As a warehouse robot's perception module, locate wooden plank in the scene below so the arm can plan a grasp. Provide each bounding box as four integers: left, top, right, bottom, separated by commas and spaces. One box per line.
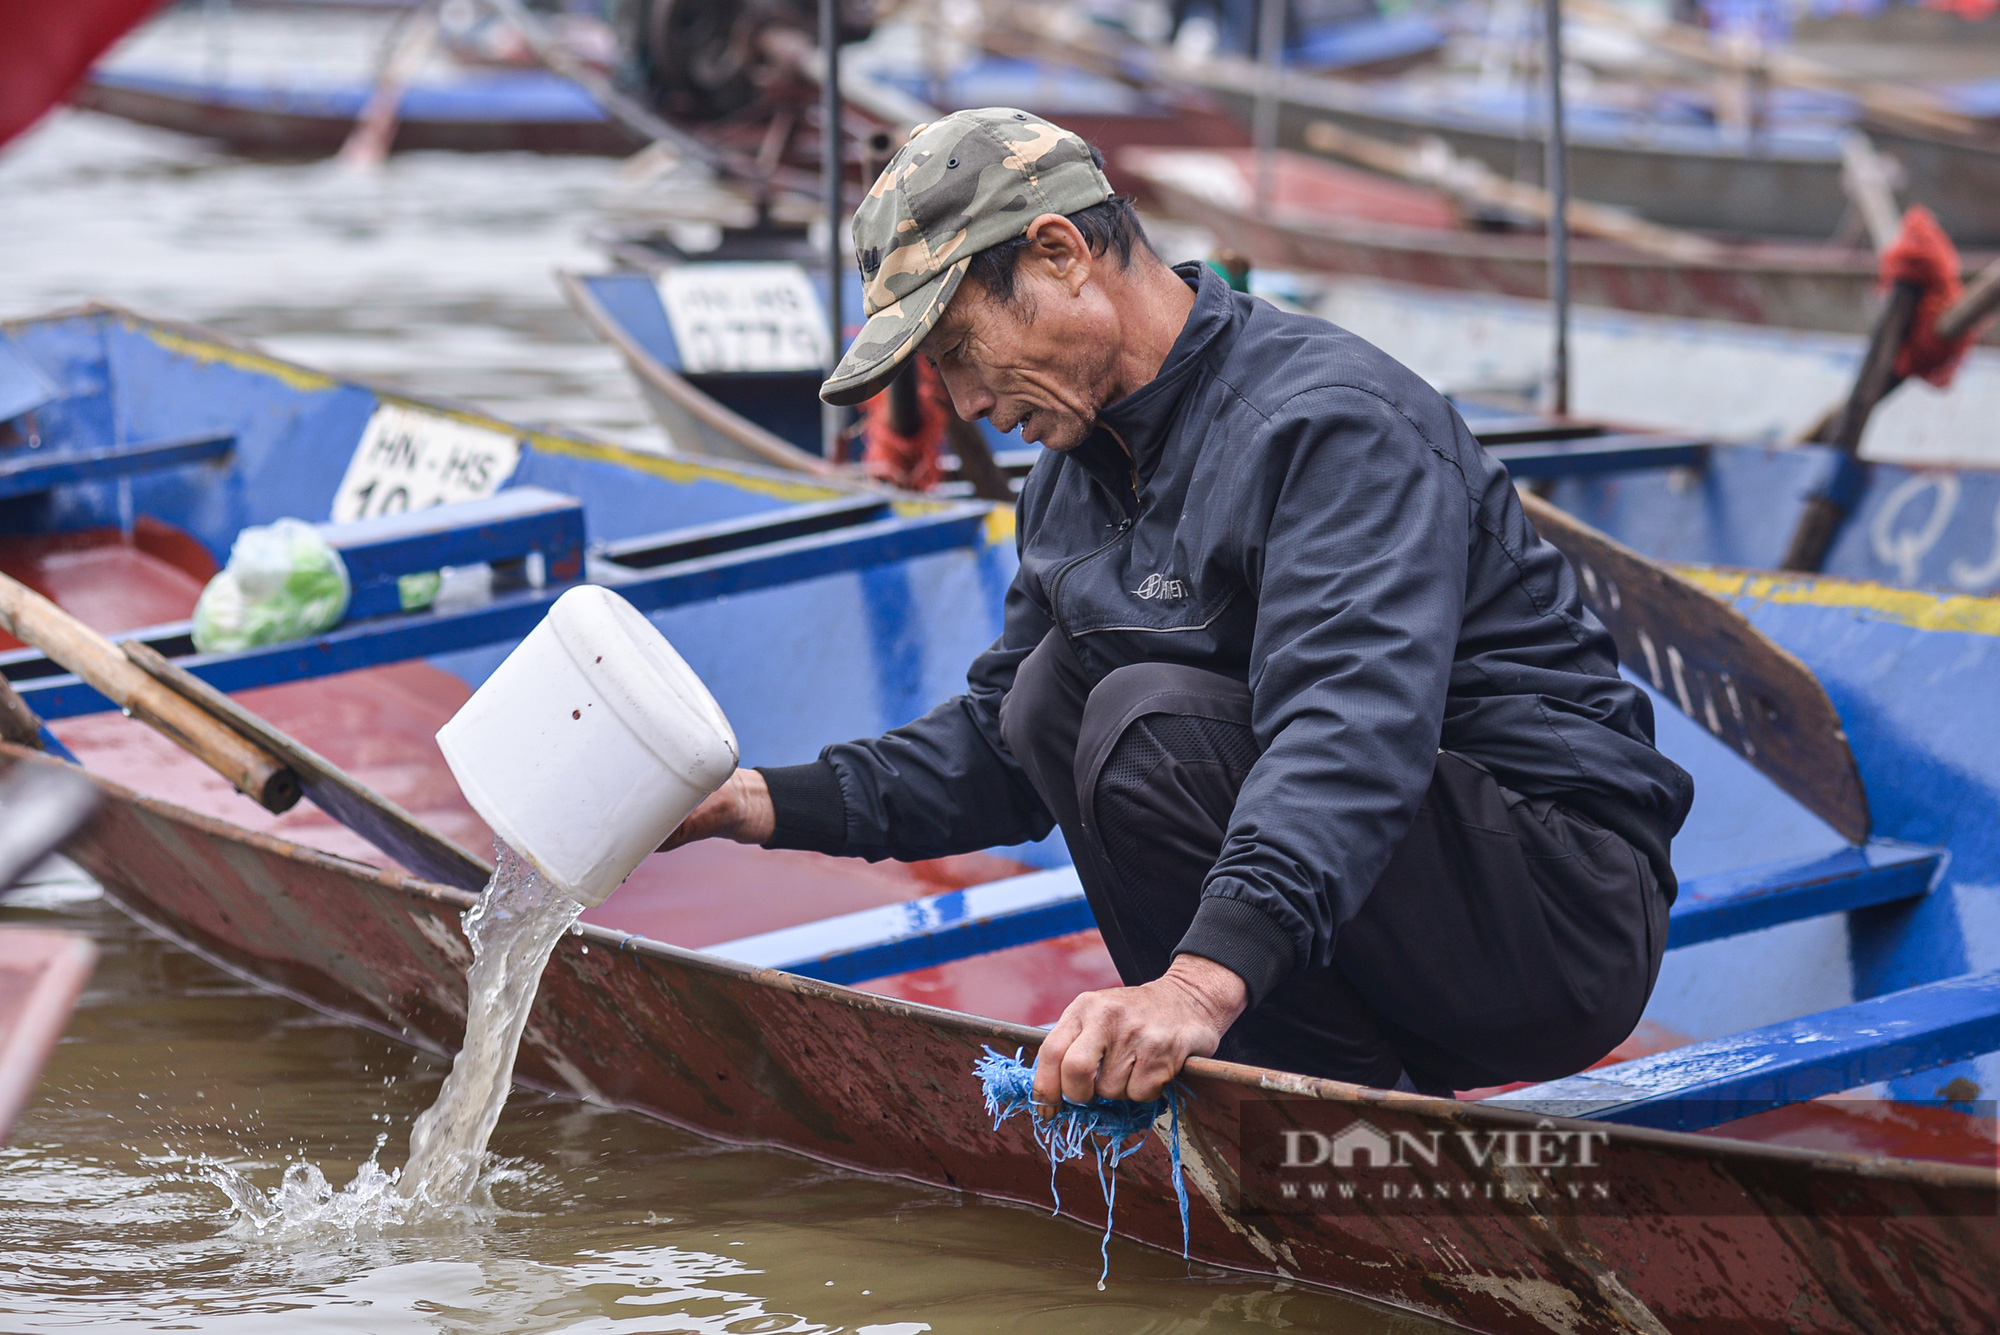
0, 432, 232, 499
321, 485, 586, 618
1668, 839, 1941, 950
1493, 968, 2000, 1131
1489, 433, 1706, 481
706, 868, 1094, 984
1521, 492, 1872, 843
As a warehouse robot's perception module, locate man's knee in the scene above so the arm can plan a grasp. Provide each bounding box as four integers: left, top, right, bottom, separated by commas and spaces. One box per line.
1074, 662, 1255, 818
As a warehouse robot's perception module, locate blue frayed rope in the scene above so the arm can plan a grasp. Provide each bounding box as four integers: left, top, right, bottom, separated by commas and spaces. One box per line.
973, 1046, 1190, 1287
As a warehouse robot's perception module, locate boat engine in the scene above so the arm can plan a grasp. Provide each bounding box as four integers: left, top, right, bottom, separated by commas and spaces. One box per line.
614, 0, 874, 121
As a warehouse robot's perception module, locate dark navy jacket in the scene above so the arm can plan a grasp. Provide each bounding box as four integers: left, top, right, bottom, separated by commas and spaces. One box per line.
763, 263, 1693, 995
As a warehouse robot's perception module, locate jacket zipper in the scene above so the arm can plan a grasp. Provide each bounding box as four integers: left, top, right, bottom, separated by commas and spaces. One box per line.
1046, 475, 1136, 643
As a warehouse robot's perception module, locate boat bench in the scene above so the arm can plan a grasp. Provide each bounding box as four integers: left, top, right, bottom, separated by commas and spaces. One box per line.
1493, 967, 2000, 1132
1458, 412, 1708, 481
0, 432, 235, 500
321, 485, 586, 618
703, 838, 1945, 987
1, 491, 989, 718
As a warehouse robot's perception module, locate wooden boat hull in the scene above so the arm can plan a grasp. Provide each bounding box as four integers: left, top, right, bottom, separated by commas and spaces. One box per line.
46, 743, 2000, 1334
72, 70, 645, 158
1126, 147, 2000, 344
1189, 63, 2000, 246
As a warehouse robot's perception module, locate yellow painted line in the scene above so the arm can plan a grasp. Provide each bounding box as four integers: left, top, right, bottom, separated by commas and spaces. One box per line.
138, 321, 338, 394
522, 433, 851, 504
1678, 566, 2000, 638
135, 315, 870, 507
983, 503, 1016, 548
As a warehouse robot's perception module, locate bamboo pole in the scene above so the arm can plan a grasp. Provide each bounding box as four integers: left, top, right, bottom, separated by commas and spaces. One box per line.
0, 573, 299, 813
1300, 119, 1724, 263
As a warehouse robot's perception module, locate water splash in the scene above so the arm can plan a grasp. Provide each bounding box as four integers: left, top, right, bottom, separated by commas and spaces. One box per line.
207, 842, 582, 1231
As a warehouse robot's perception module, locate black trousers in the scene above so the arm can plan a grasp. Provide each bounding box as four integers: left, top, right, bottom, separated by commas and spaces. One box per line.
999, 630, 1669, 1094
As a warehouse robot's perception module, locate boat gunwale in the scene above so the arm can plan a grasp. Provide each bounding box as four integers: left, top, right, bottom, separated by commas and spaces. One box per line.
29, 740, 2000, 1197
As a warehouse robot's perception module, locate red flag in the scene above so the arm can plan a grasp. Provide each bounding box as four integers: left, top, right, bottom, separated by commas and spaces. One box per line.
0, 0, 169, 149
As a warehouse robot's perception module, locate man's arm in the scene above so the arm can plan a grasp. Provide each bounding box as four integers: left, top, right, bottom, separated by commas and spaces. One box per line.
1180, 386, 1471, 1002
668, 567, 1059, 861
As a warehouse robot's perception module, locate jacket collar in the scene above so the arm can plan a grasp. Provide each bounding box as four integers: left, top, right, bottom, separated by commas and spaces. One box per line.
1090, 261, 1235, 482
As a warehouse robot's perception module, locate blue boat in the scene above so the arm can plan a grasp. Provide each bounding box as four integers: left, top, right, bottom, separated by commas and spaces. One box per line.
73, 67, 644, 157
3, 303, 1998, 1330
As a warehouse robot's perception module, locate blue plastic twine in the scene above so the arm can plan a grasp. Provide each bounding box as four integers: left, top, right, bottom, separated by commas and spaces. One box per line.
973, 1046, 1191, 1287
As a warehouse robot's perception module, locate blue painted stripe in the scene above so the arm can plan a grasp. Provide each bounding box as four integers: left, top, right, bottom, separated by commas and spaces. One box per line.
1491, 968, 2000, 1131
16, 505, 988, 718
705, 867, 1094, 985
1668, 839, 1943, 949
0, 432, 232, 499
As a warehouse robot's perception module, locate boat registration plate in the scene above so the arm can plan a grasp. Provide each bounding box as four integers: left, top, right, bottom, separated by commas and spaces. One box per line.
330, 404, 523, 523
657, 262, 829, 374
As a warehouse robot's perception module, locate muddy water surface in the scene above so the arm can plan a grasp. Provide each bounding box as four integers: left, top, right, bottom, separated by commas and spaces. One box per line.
1, 891, 1439, 1332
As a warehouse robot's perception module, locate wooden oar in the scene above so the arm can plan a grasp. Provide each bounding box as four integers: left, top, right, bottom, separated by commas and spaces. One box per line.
1300, 119, 1726, 265
123, 643, 491, 892
1783, 253, 2000, 571
1521, 492, 1870, 843
0, 569, 489, 891
0, 571, 299, 813
336, 2, 442, 171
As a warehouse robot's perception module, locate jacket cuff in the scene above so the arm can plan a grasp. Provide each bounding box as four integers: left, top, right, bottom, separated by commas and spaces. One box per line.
1174, 893, 1297, 1010
755, 761, 848, 853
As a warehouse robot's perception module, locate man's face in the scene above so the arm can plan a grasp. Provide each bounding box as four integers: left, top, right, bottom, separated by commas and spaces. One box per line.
918, 260, 1119, 453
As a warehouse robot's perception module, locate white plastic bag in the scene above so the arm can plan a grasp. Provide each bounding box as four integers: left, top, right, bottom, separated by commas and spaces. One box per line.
191, 519, 351, 653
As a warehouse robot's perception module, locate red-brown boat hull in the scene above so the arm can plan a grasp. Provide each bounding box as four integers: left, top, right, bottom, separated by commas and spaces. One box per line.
36, 743, 1998, 1335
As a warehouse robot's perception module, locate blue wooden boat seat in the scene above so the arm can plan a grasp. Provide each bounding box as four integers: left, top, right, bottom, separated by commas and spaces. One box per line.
1453, 408, 1708, 482
2, 494, 990, 719
1486, 432, 1707, 481
1491, 968, 2000, 1132
322, 485, 585, 619
703, 837, 1945, 987
0, 432, 234, 500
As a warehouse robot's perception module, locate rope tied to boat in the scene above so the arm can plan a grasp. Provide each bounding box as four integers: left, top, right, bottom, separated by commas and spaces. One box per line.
973, 1046, 1190, 1287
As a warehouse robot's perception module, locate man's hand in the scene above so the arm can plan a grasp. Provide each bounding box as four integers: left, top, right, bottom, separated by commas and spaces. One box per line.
1032, 954, 1249, 1109
658, 768, 775, 851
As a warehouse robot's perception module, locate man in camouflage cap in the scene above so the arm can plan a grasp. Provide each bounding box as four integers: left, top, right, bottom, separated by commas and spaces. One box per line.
819, 107, 1115, 410
672, 109, 1692, 1113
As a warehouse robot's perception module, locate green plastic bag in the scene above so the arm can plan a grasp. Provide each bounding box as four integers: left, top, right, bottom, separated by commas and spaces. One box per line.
191, 519, 351, 653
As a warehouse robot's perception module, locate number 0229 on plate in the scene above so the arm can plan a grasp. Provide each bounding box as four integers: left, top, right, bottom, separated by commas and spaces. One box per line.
331, 404, 523, 523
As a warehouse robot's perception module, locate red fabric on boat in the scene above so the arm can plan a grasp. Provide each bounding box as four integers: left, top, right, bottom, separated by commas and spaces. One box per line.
1882, 205, 1976, 387
0, 0, 168, 147
858, 360, 947, 493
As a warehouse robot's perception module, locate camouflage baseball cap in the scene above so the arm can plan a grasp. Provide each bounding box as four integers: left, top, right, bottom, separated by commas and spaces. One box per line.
819, 107, 1114, 407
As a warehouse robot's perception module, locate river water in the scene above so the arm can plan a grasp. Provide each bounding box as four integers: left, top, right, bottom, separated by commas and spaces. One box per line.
0, 9, 1442, 1331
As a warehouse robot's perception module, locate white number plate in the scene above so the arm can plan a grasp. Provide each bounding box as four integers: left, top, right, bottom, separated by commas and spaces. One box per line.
657, 261, 830, 374
330, 404, 522, 523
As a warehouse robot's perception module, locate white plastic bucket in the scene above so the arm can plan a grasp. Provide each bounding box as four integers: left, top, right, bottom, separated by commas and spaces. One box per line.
436, 585, 739, 907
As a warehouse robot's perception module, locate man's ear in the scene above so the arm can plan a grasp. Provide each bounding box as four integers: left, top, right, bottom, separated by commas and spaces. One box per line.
1023, 214, 1093, 297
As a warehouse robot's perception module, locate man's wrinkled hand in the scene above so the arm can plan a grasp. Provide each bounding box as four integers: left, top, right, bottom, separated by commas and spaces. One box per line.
1031, 954, 1250, 1109
658, 767, 775, 851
